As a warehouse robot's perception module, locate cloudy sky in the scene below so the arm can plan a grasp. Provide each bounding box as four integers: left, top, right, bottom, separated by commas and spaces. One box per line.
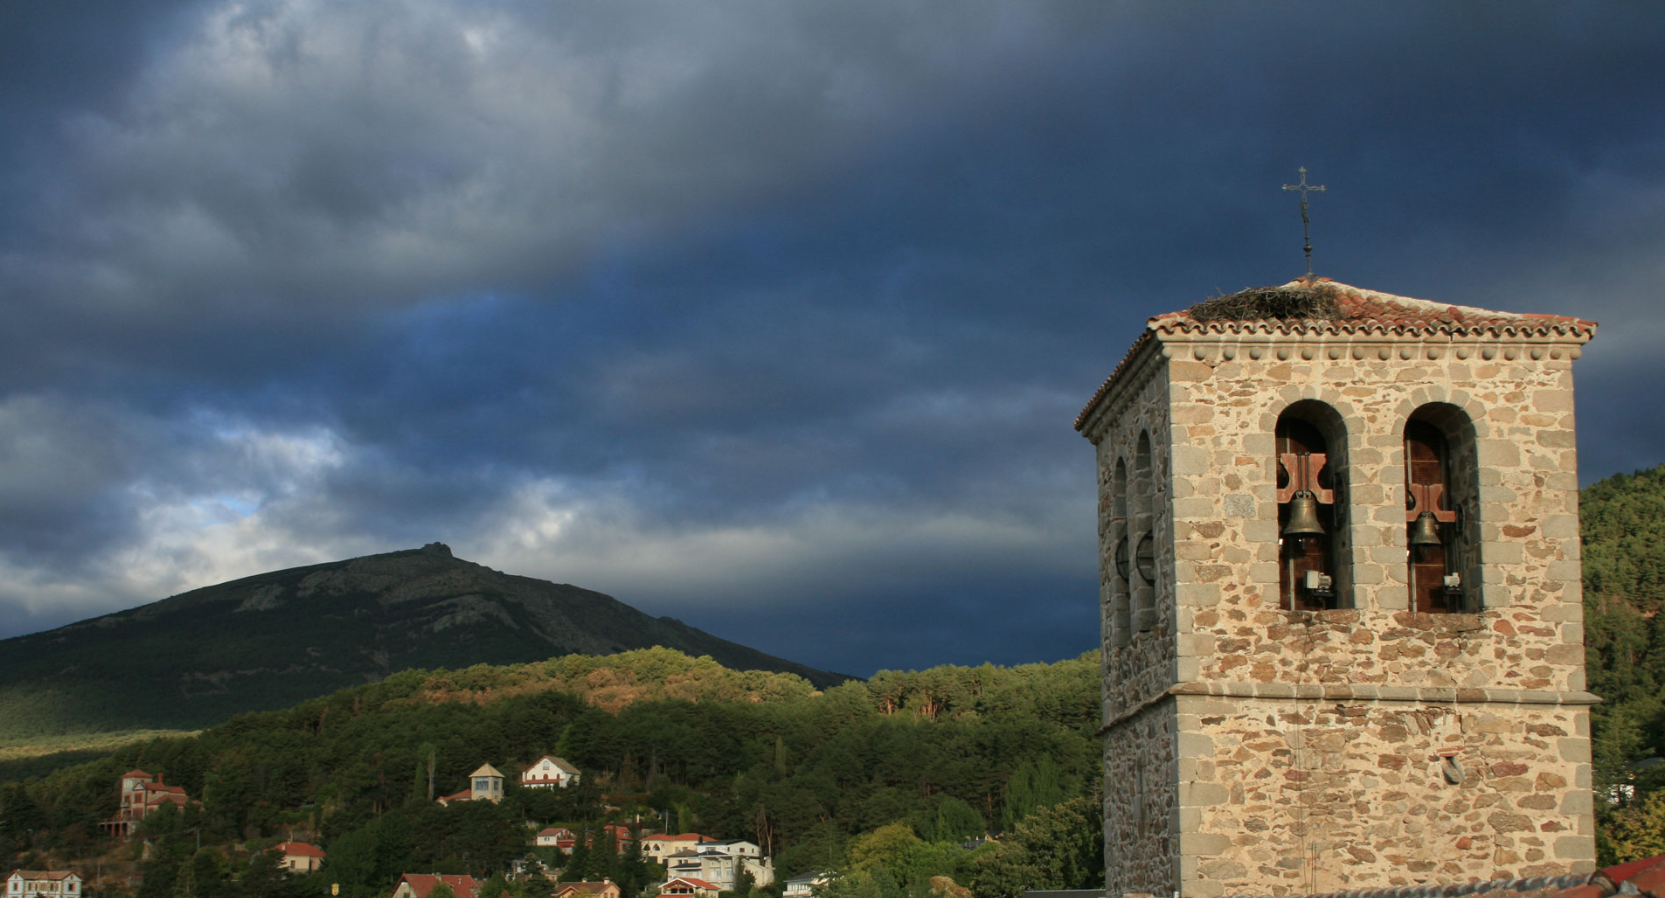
1, 2, 1661, 677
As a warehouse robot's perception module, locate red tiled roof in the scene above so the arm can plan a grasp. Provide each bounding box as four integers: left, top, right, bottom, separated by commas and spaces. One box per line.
399, 874, 480, 898
557, 882, 618, 896
277, 842, 326, 858
1628, 861, 1665, 896
120, 769, 152, 780
1222, 854, 1665, 898
664, 878, 719, 891
1154, 278, 1594, 338
8, 871, 81, 882
1074, 278, 1598, 432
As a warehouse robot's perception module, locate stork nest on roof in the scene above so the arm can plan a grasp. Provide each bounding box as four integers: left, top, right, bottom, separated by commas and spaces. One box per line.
1186, 283, 1343, 322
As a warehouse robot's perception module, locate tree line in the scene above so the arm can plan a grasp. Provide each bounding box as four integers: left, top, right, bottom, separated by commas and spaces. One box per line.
0, 648, 1103, 898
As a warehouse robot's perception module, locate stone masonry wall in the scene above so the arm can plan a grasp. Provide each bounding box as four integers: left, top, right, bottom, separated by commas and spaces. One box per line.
1161, 334, 1596, 896
1106, 698, 1180, 898
1084, 326, 1596, 898
1162, 339, 1587, 693
1094, 346, 1178, 720
1176, 693, 1593, 897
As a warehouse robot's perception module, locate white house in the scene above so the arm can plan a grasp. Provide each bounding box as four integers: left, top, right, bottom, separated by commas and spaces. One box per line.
274, 842, 326, 874
520, 756, 580, 789
5, 872, 83, 898
640, 834, 716, 863
782, 871, 831, 898
665, 851, 774, 890
535, 827, 576, 851
699, 840, 761, 860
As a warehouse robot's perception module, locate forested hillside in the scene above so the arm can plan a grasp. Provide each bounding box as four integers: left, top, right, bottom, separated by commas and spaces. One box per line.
0, 648, 1102, 898
1583, 465, 1665, 861
0, 544, 847, 747
6, 466, 1665, 894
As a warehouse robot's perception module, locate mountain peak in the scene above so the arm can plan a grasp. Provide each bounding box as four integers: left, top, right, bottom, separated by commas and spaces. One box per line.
0, 548, 849, 744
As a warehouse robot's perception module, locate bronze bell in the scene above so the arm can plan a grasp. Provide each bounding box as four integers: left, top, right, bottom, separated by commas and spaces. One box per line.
1283, 490, 1325, 537
1408, 511, 1443, 547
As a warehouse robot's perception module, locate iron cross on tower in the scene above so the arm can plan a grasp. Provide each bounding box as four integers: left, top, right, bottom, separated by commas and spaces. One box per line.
1283, 166, 1326, 279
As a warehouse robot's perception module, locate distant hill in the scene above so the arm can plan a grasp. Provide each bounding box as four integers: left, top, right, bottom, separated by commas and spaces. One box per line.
0, 543, 850, 744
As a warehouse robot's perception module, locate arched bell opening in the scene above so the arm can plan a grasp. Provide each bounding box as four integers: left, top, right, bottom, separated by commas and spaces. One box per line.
1110, 456, 1131, 645
1404, 404, 1481, 613
1124, 432, 1157, 631
1275, 401, 1350, 611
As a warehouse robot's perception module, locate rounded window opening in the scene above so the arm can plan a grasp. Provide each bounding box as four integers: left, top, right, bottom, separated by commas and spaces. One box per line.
1275, 402, 1349, 611
1131, 431, 1157, 631
1404, 405, 1480, 613
1110, 456, 1131, 644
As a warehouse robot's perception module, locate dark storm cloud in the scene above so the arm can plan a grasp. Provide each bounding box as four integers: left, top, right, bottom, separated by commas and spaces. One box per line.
1, 1, 1662, 674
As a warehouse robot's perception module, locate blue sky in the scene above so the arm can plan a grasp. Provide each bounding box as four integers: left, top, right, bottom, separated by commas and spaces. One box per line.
1, 2, 1661, 677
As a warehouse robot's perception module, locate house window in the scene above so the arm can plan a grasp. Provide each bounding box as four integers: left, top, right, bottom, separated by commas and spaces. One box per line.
1275, 402, 1348, 611
1404, 406, 1480, 613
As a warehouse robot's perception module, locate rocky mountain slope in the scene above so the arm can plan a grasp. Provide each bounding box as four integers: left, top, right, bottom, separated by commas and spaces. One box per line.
0, 543, 848, 742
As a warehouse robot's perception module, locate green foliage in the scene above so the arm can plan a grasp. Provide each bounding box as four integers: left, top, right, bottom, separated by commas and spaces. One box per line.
910, 798, 984, 844
1583, 466, 1665, 615
1607, 788, 1665, 863
1583, 465, 1665, 839
969, 796, 1102, 898
2, 645, 1101, 896
998, 758, 1065, 833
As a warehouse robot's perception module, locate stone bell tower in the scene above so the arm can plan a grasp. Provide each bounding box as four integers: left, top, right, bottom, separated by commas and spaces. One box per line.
1075, 279, 1598, 898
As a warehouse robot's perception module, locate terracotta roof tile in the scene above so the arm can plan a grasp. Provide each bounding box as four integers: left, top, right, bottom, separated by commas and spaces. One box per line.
1155, 278, 1595, 338
1629, 861, 1665, 895
558, 882, 618, 896
276, 842, 326, 858
1074, 278, 1597, 432
1221, 855, 1665, 898
399, 873, 480, 898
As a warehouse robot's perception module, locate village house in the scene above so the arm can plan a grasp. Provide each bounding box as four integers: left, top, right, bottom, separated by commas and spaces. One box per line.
640, 834, 718, 864
781, 871, 830, 898
584, 824, 636, 855
4, 871, 82, 898
520, 755, 581, 789
436, 764, 505, 806
697, 840, 761, 860
535, 827, 577, 852
664, 845, 774, 890
101, 769, 190, 837
554, 881, 620, 898
392, 874, 480, 898
657, 877, 720, 898
273, 841, 326, 874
